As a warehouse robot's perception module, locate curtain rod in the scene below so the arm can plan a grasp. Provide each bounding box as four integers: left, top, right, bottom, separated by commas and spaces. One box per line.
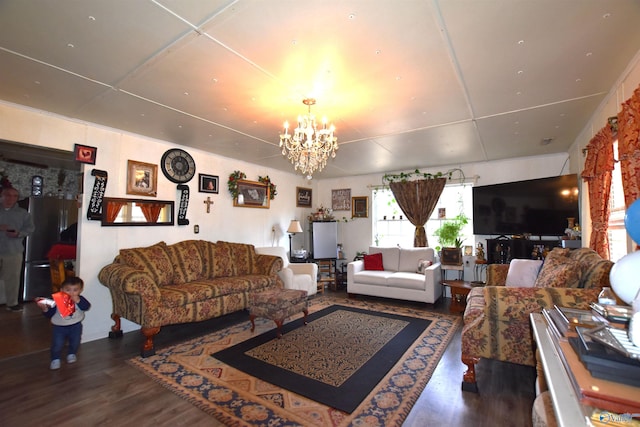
367, 174, 479, 190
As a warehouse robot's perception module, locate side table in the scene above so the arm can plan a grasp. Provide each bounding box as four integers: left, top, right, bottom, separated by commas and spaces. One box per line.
474, 259, 487, 282
442, 280, 481, 314
441, 263, 464, 282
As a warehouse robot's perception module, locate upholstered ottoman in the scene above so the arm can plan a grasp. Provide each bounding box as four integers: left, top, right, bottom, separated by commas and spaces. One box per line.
249, 289, 308, 338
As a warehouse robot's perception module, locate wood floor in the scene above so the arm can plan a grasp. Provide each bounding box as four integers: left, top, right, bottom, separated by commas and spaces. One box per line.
0, 291, 536, 427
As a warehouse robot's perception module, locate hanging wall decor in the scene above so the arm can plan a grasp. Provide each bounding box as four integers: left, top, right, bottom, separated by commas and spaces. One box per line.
87, 169, 107, 220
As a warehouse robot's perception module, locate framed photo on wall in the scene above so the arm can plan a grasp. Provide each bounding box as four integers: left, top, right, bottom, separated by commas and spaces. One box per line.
296, 187, 312, 207
332, 188, 351, 211
199, 174, 219, 193
352, 196, 368, 218
74, 144, 97, 165
126, 160, 158, 197
234, 179, 269, 208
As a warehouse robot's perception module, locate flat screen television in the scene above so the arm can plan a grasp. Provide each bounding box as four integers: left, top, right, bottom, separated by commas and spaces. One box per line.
472, 174, 579, 237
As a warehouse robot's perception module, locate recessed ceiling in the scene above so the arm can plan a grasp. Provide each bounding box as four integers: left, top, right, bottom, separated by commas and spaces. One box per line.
0, 0, 639, 179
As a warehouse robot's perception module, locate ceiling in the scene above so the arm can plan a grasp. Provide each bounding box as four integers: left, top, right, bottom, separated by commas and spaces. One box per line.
1, 0, 639, 179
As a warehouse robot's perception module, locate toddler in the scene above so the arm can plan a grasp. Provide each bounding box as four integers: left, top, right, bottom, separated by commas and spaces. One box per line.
37, 276, 91, 370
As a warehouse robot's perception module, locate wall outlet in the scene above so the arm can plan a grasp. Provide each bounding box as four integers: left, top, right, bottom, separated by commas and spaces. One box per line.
194, 225, 199, 234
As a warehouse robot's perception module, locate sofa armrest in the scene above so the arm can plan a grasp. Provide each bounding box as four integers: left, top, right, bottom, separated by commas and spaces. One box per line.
423, 261, 441, 284
98, 263, 162, 304
347, 260, 364, 285
486, 264, 509, 286
481, 286, 600, 323
288, 262, 318, 279
254, 254, 283, 276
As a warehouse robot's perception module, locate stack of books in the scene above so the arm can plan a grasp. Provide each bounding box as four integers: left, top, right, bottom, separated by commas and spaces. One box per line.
541, 306, 640, 418
570, 326, 640, 387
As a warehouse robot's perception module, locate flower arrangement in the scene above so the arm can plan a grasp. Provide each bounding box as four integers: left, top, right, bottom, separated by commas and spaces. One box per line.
308, 206, 334, 222
258, 175, 277, 200
227, 170, 246, 199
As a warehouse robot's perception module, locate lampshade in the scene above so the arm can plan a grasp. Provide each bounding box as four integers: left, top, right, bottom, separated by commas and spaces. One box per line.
287, 220, 303, 234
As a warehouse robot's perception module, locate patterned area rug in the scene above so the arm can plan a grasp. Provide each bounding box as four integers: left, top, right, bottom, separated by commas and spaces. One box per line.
128, 297, 461, 426
213, 305, 432, 413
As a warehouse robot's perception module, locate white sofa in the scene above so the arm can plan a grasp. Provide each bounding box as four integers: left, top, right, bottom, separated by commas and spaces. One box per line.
255, 247, 318, 296
347, 246, 442, 303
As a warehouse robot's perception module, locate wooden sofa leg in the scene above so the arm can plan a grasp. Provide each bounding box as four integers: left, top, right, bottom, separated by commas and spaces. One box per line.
462, 355, 480, 393
108, 313, 123, 339
141, 327, 161, 358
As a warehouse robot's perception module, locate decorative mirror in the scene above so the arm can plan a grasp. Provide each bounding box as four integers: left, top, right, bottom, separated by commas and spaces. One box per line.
101, 197, 174, 226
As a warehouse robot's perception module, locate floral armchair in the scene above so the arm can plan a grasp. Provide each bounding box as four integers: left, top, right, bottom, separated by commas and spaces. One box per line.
461, 247, 613, 392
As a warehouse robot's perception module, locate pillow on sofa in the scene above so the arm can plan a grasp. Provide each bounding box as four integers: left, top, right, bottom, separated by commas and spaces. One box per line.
534, 254, 582, 288
119, 241, 174, 286
417, 259, 433, 274
166, 240, 204, 284
505, 259, 543, 287
364, 253, 384, 271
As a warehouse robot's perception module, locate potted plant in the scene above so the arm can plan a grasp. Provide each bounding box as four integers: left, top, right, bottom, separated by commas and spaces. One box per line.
433, 214, 468, 265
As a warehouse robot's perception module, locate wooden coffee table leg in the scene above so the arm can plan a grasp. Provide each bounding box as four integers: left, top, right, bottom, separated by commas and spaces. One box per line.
274, 319, 284, 338
249, 314, 256, 332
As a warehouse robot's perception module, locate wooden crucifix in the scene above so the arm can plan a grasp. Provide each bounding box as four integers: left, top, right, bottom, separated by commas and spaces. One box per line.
204, 197, 214, 213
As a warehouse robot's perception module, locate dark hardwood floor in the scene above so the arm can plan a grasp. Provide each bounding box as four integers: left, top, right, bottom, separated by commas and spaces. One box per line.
0, 291, 536, 427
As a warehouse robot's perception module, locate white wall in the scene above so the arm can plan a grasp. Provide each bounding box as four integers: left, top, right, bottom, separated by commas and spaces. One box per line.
314, 154, 570, 261
0, 102, 313, 341
567, 49, 640, 246
2, 46, 638, 344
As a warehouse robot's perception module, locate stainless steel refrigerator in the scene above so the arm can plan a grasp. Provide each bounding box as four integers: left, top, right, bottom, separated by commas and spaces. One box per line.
18, 197, 78, 301
312, 221, 338, 259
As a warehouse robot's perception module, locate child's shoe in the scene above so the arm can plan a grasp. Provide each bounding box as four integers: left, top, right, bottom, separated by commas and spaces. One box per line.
66, 354, 77, 364
50, 359, 61, 370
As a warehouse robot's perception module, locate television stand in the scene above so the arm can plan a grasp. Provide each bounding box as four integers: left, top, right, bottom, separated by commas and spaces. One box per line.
486, 237, 561, 264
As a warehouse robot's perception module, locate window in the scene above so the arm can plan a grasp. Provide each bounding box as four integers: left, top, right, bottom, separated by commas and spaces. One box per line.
607, 140, 628, 262
372, 184, 473, 248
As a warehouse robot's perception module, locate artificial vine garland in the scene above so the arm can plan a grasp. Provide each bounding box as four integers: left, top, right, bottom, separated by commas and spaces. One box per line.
382, 168, 465, 185
227, 170, 278, 200
258, 175, 277, 200
227, 170, 246, 199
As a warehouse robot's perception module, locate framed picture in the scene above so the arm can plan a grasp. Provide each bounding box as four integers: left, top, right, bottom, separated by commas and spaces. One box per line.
126, 160, 158, 197
198, 173, 219, 194
74, 144, 97, 165
234, 179, 269, 208
296, 187, 312, 207
352, 196, 368, 218
332, 188, 351, 211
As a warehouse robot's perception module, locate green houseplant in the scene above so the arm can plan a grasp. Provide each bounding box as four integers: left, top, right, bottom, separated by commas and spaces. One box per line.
433, 214, 468, 265
433, 214, 468, 250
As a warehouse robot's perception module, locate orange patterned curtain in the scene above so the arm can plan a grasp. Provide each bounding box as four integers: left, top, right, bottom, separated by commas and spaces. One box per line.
581, 125, 614, 259
617, 85, 640, 206
137, 203, 163, 223
389, 178, 446, 247
105, 201, 126, 223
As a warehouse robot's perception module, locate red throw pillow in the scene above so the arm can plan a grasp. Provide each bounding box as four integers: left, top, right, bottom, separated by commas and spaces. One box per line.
363, 253, 384, 271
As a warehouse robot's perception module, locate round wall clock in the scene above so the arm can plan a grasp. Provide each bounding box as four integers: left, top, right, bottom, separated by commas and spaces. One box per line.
160, 148, 196, 183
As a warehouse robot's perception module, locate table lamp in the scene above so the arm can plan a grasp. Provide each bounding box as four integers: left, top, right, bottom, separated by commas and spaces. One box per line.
287, 220, 303, 262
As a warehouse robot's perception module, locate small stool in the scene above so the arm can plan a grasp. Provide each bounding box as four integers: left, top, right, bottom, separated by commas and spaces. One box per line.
249, 289, 309, 338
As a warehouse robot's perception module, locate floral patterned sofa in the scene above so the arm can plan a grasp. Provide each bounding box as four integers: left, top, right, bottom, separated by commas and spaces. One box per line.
98, 240, 283, 356
461, 247, 614, 392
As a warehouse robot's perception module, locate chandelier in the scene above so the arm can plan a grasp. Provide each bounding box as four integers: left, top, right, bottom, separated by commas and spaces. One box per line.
279, 98, 338, 179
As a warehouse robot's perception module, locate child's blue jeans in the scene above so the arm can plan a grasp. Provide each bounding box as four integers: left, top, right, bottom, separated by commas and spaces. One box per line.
51, 322, 82, 360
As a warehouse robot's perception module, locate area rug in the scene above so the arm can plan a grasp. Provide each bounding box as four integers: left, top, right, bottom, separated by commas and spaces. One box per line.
128, 297, 461, 426
213, 304, 432, 413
